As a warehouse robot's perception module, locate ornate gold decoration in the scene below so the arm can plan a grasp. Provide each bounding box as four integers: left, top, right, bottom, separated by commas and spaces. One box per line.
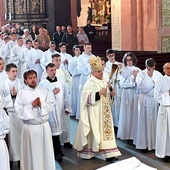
162, 37, 170, 52
162, 0, 170, 26
101, 95, 113, 141
5, 0, 47, 21
112, 0, 121, 50
89, 0, 111, 24
30, 0, 39, 14
89, 56, 103, 71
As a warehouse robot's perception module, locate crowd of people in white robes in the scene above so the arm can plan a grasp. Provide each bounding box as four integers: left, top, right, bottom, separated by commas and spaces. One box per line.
0, 25, 170, 170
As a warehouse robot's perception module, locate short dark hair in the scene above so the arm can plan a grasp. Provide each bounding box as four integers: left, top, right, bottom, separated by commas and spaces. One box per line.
52, 53, 61, 59
73, 45, 81, 51
6, 63, 17, 72
46, 63, 56, 70
17, 36, 23, 41
145, 58, 156, 68
26, 39, 32, 44
23, 70, 37, 80
33, 40, 38, 43
10, 32, 16, 36
59, 42, 66, 48
49, 41, 56, 45
122, 52, 138, 66
106, 49, 115, 56
3, 36, 10, 41
100, 57, 107, 63
84, 42, 91, 47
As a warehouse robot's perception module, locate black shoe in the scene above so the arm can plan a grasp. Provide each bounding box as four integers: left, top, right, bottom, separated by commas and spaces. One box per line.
60, 151, 65, 157
70, 114, 76, 117
126, 140, 133, 145
141, 148, 148, 153
106, 157, 119, 162
10, 161, 13, 169
18, 161, 20, 168
114, 126, 118, 135
162, 156, 170, 163
55, 154, 63, 163
64, 142, 73, 148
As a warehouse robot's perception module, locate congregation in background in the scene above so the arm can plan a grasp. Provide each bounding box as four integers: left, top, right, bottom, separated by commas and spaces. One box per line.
0, 21, 170, 170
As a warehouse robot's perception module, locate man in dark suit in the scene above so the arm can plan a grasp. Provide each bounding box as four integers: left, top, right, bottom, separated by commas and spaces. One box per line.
52, 26, 64, 47
61, 25, 78, 50
84, 20, 96, 41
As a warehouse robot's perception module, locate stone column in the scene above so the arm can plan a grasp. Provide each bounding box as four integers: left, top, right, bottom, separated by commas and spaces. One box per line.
111, 0, 158, 51
158, 0, 170, 52
71, 0, 78, 32
111, 0, 121, 50
0, 0, 7, 26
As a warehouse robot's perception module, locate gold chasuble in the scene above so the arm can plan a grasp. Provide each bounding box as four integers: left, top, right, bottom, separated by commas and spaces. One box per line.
73, 75, 121, 159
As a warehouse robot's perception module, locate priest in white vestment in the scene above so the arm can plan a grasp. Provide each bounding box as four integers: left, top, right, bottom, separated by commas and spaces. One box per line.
9, 37, 24, 78
4, 33, 17, 65
27, 40, 43, 82
15, 70, 55, 170
0, 36, 10, 60
19, 40, 32, 79
0, 64, 25, 168
68, 45, 81, 117
76, 42, 95, 119
59, 42, 72, 72
40, 41, 60, 70
0, 57, 8, 82
117, 52, 141, 144
135, 58, 162, 151
154, 62, 170, 162
40, 54, 73, 148
0, 90, 10, 170
74, 56, 121, 162
39, 63, 72, 162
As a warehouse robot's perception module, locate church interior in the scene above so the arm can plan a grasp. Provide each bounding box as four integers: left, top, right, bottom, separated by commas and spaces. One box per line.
0, 0, 170, 74
0, 0, 170, 170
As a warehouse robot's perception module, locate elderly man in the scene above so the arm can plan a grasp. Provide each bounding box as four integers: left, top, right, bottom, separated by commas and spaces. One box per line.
74, 56, 121, 162
154, 62, 170, 162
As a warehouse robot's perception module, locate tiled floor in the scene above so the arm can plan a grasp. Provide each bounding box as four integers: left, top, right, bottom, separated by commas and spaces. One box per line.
12, 117, 170, 170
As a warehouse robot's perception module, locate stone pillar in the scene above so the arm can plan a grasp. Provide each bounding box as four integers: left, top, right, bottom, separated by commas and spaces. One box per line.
158, 0, 170, 53
111, 0, 121, 50
111, 0, 158, 51
0, 0, 7, 26
71, 0, 78, 32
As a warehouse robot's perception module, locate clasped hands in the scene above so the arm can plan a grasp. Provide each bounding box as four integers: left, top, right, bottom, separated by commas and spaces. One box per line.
32, 97, 41, 108
52, 87, 60, 95
10, 86, 17, 96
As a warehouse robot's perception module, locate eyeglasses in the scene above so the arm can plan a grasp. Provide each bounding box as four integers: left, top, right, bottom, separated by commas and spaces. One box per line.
126, 59, 132, 62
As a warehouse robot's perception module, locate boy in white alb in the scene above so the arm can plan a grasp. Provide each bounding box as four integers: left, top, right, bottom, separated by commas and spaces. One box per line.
39, 63, 72, 162
0, 90, 10, 170
68, 45, 81, 117
0, 63, 25, 169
